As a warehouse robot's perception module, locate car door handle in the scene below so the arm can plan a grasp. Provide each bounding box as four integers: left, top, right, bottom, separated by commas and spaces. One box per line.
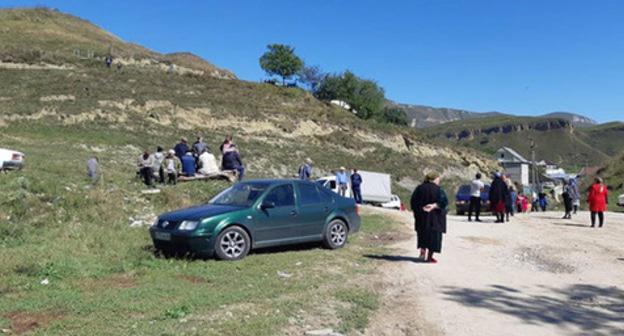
290, 210, 298, 216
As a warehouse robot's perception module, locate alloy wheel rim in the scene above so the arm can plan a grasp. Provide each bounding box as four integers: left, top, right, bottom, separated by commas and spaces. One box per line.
330, 223, 346, 245
220, 231, 246, 258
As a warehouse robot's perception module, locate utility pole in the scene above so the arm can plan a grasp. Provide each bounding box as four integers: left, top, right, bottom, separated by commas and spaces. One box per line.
530, 138, 540, 193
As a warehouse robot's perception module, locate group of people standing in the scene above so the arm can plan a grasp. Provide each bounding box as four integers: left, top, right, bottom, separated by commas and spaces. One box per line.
297, 162, 364, 204
136, 134, 245, 187
410, 171, 612, 265
465, 171, 610, 228
467, 172, 520, 223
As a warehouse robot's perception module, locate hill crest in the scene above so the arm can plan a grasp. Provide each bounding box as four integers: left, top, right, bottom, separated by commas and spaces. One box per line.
0, 7, 236, 79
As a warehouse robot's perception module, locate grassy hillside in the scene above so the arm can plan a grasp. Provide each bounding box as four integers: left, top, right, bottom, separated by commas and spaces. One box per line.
424, 115, 624, 170
0, 7, 499, 334
0, 7, 235, 79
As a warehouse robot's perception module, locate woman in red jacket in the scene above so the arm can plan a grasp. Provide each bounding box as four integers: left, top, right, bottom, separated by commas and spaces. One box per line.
587, 177, 609, 228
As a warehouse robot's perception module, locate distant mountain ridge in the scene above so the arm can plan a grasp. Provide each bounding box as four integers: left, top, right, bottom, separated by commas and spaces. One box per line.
392, 102, 598, 128
423, 115, 624, 169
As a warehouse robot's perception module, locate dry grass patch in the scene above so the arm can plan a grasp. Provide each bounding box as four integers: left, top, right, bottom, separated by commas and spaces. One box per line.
4, 311, 64, 335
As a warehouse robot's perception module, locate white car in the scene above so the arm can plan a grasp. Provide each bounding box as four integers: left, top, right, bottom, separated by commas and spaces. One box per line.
618, 194, 624, 207
0, 148, 25, 171
381, 194, 402, 210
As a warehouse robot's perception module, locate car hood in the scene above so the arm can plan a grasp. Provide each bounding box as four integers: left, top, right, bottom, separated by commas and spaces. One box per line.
159, 204, 244, 222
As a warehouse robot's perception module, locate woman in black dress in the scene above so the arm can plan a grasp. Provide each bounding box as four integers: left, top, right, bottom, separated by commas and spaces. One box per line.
410, 171, 449, 263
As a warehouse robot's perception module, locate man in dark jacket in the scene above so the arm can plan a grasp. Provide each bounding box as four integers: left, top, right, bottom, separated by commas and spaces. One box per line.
410, 171, 448, 263
222, 145, 245, 180
350, 169, 363, 204
174, 137, 189, 160
489, 172, 509, 223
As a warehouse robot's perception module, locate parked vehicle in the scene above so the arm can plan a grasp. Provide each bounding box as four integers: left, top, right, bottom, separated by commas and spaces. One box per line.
618, 194, 624, 207
317, 170, 392, 204
381, 194, 402, 210
0, 148, 25, 171
150, 179, 361, 260
455, 184, 491, 215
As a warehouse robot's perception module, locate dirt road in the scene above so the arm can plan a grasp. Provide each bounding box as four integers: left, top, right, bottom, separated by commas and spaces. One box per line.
364, 209, 624, 336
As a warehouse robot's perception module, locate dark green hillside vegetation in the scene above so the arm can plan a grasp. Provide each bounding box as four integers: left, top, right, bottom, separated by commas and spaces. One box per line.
0, 7, 498, 335
424, 115, 624, 170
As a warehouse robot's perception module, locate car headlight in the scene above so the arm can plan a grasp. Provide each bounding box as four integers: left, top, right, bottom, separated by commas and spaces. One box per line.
178, 220, 199, 231
152, 218, 159, 227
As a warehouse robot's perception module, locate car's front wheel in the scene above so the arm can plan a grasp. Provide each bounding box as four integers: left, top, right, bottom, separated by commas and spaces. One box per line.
323, 219, 348, 249
214, 226, 251, 260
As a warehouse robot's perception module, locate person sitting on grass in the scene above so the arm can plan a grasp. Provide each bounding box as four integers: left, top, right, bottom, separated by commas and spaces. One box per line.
222, 145, 244, 180
180, 151, 196, 177
198, 149, 219, 175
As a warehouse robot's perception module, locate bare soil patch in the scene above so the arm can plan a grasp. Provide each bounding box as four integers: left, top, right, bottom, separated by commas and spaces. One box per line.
177, 275, 209, 284
5, 311, 64, 335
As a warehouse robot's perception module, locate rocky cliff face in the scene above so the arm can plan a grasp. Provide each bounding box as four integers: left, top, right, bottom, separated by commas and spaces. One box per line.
442, 119, 572, 140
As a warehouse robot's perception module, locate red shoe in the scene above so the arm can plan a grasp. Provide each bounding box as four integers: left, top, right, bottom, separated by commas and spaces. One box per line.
427, 257, 438, 263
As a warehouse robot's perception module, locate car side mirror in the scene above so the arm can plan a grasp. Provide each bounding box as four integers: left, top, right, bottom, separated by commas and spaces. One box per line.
260, 201, 276, 210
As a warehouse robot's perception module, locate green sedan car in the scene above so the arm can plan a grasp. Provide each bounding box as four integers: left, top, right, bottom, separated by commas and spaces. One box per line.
150, 179, 361, 260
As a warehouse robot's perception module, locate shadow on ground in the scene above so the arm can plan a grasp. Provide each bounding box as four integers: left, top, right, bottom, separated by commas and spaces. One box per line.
551, 222, 591, 228
441, 284, 624, 336
145, 242, 323, 261
363, 254, 428, 263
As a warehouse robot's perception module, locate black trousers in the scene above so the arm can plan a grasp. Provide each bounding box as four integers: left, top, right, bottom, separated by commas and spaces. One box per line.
468, 196, 481, 220
167, 172, 177, 185
591, 211, 604, 227
352, 187, 362, 204
158, 166, 165, 184
139, 167, 153, 186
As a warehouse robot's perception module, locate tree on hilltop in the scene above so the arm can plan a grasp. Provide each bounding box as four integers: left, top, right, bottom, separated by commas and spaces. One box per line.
315, 71, 386, 120
297, 65, 325, 92
259, 44, 304, 85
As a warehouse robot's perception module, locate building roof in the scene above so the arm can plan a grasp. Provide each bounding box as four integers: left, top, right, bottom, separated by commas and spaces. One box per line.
497, 146, 530, 163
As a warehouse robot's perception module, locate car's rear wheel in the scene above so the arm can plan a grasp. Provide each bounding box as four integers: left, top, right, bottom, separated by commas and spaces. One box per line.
214, 226, 251, 260
323, 219, 348, 249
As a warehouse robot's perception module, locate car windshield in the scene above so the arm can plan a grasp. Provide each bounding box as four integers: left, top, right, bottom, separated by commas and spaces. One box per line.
209, 182, 270, 207
458, 185, 471, 194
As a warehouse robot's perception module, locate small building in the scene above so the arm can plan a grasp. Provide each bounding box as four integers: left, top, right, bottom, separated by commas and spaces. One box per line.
494, 147, 530, 186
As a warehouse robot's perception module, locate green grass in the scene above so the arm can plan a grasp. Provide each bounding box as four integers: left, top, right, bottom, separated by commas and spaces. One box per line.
0, 121, 406, 334
0, 162, 399, 336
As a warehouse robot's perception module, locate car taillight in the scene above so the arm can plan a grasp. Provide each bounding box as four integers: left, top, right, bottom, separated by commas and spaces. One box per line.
11, 153, 21, 161
355, 205, 360, 216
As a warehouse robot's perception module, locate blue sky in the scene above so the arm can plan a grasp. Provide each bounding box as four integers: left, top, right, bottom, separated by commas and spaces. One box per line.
3, 0, 623, 122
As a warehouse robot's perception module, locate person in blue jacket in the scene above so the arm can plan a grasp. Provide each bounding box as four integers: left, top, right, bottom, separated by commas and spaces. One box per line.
298, 158, 313, 180
335, 167, 349, 197
180, 152, 196, 177
351, 168, 363, 204
174, 137, 189, 160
